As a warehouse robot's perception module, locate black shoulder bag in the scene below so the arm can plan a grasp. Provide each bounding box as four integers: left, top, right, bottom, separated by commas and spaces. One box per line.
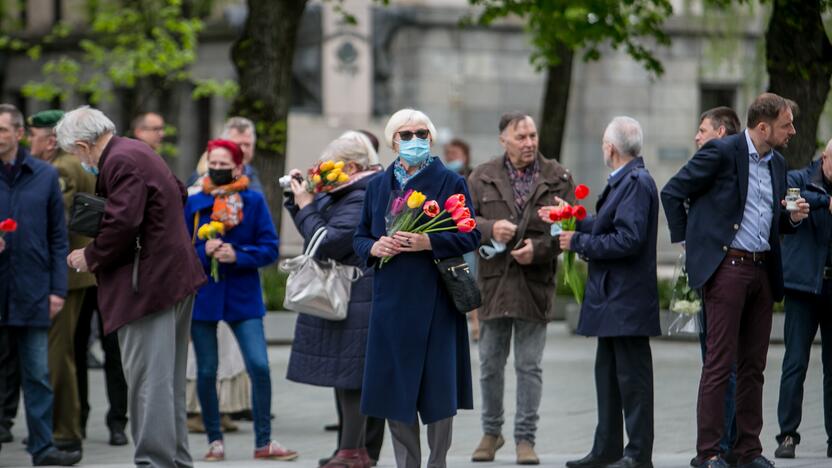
435, 257, 481, 314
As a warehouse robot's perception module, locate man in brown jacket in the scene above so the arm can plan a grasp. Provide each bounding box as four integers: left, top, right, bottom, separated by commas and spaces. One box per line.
59, 106, 206, 468
468, 112, 575, 465
28, 109, 97, 452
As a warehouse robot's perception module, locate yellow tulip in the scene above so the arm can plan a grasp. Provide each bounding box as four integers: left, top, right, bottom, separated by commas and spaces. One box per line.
326, 172, 338, 182
407, 191, 427, 209
210, 221, 225, 235
337, 173, 350, 183
197, 225, 210, 240
334, 161, 345, 169
320, 160, 335, 171
312, 174, 322, 184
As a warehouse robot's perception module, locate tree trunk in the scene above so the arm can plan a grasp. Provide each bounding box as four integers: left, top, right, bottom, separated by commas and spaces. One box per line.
538, 43, 574, 162
765, 0, 832, 170
230, 0, 308, 232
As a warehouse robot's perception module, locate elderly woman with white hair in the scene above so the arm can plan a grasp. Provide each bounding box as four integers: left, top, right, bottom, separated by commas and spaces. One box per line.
353, 109, 481, 467
284, 130, 383, 468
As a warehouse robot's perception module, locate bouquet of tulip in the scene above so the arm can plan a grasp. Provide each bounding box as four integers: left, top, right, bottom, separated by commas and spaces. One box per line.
548, 184, 590, 304
0, 218, 18, 238
381, 190, 477, 266
666, 252, 702, 336
197, 221, 225, 282
307, 160, 350, 193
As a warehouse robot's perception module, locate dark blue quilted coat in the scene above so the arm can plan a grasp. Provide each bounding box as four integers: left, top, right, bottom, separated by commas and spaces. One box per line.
284, 172, 379, 389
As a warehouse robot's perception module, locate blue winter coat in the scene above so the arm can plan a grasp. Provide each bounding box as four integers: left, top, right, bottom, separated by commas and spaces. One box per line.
781, 160, 832, 295
285, 173, 379, 389
185, 188, 279, 322
0, 148, 68, 327
571, 157, 661, 337
354, 158, 481, 425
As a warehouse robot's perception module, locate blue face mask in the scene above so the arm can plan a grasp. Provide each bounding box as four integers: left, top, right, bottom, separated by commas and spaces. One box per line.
444, 159, 465, 173
81, 162, 99, 176
398, 137, 431, 166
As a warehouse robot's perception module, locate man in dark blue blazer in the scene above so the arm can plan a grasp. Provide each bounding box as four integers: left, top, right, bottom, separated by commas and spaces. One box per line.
661, 93, 810, 468
554, 116, 660, 468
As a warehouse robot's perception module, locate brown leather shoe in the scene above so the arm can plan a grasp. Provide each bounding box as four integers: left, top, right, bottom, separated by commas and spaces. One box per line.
516, 440, 540, 465
472, 434, 505, 462
187, 415, 205, 433
220, 414, 238, 432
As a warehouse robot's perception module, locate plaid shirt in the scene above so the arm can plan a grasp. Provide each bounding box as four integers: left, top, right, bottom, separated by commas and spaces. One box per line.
504, 155, 539, 213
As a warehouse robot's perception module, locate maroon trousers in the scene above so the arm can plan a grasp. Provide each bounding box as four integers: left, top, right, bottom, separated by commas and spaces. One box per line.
697, 256, 773, 463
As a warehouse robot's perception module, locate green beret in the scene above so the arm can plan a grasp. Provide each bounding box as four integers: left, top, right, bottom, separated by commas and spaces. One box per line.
27, 110, 65, 128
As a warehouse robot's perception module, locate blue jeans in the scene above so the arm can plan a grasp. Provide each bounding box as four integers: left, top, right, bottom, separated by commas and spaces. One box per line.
777, 286, 832, 446
191, 318, 272, 448
699, 308, 738, 453
4, 326, 55, 457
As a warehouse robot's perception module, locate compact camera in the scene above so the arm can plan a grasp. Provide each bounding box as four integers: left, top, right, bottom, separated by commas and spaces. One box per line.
278, 173, 304, 189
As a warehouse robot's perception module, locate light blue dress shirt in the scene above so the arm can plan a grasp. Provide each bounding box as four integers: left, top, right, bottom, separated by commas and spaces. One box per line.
731, 130, 774, 252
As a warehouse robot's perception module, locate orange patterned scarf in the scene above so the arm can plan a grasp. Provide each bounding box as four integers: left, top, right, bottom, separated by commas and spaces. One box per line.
202, 175, 250, 230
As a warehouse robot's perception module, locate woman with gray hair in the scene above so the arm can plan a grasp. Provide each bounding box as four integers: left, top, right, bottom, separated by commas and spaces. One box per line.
354, 109, 480, 467
283, 130, 382, 468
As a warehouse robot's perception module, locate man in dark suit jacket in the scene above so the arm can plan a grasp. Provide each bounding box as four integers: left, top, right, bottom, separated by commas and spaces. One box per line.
552, 116, 660, 468
662, 93, 810, 468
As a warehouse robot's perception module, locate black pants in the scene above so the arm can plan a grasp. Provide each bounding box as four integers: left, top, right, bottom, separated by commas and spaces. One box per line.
0, 326, 20, 431
74, 287, 128, 433
777, 285, 832, 446
590, 336, 654, 462
335, 389, 385, 460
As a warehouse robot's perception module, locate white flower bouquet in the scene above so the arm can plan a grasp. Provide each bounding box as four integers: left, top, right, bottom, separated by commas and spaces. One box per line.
666, 252, 702, 336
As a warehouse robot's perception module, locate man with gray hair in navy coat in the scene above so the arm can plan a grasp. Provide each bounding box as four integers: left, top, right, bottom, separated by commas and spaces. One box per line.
542, 116, 660, 468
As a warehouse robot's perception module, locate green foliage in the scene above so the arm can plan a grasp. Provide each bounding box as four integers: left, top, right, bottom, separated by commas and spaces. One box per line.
467, 0, 674, 75
192, 79, 239, 100
261, 265, 289, 311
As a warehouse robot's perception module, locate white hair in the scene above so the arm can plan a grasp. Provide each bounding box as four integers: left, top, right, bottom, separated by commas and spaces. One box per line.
221, 116, 256, 142
55, 106, 116, 153
320, 131, 379, 169
603, 116, 643, 158
383, 108, 438, 149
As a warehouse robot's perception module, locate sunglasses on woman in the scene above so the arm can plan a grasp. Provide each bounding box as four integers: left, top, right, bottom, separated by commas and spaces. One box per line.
397, 129, 430, 141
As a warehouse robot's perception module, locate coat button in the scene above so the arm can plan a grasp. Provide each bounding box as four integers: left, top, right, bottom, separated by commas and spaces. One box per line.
722, 245, 728, 252
733, 224, 739, 230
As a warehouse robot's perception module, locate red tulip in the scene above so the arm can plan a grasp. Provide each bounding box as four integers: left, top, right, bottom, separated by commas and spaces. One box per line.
548, 208, 562, 222
444, 194, 466, 212
451, 207, 471, 221
423, 200, 440, 218
0, 218, 17, 232
574, 205, 587, 221
457, 217, 477, 233
575, 184, 590, 200
561, 205, 574, 219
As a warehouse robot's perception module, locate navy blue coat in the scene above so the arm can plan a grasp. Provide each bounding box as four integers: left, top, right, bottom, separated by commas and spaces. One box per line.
185, 188, 279, 322
284, 173, 379, 390
354, 159, 480, 425
571, 157, 660, 337
661, 131, 796, 301
781, 160, 832, 295
0, 147, 68, 327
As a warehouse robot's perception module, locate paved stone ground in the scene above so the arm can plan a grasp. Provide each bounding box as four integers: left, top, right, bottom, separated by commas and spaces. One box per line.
1, 323, 829, 467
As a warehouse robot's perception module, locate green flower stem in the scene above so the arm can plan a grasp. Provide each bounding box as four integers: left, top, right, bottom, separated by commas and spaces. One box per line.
421, 225, 459, 233
413, 211, 454, 233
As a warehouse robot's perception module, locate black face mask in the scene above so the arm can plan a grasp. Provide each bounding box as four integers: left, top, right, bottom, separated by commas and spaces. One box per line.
208, 168, 234, 186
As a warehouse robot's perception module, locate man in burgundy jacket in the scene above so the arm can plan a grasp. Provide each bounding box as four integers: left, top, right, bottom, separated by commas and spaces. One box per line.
58, 106, 206, 468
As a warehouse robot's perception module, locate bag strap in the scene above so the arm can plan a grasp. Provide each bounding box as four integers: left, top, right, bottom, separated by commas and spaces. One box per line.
305, 227, 328, 257
191, 212, 199, 245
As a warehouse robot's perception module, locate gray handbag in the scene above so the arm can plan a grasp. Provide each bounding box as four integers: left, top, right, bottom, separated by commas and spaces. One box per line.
279, 227, 362, 321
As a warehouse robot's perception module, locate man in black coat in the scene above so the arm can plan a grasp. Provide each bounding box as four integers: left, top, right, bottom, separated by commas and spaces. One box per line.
662, 93, 810, 468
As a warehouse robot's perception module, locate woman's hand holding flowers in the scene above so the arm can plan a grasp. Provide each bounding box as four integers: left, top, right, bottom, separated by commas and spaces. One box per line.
393, 231, 431, 252
205, 238, 223, 256
214, 243, 237, 264
371, 236, 401, 258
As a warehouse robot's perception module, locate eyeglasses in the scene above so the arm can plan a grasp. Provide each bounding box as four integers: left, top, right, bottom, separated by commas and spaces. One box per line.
397, 129, 430, 141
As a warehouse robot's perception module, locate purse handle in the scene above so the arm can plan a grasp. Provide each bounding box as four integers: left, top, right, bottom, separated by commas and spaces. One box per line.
305, 227, 328, 257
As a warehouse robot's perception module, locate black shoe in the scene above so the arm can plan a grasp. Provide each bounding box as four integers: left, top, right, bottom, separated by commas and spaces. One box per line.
827, 444, 831, 458
324, 423, 340, 432
0, 424, 11, 443
319, 456, 332, 466
605, 456, 653, 468
691, 457, 729, 468
723, 452, 738, 467
33, 447, 82, 466
737, 456, 775, 468
109, 428, 128, 446
565, 453, 617, 468
774, 435, 795, 459
54, 439, 82, 452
